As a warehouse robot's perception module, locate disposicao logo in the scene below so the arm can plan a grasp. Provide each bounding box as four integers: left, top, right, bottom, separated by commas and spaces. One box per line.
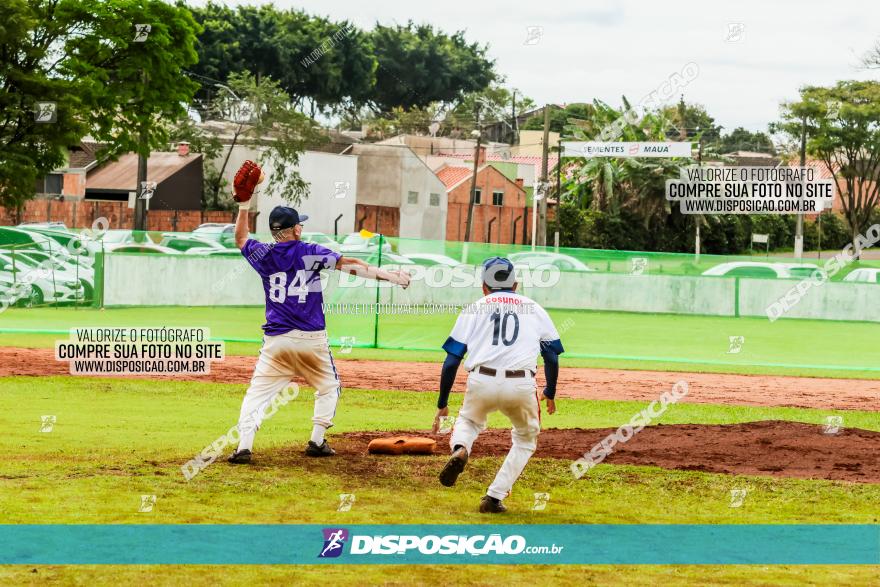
349, 534, 528, 556
319, 528, 349, 558
317, 530, 564, 558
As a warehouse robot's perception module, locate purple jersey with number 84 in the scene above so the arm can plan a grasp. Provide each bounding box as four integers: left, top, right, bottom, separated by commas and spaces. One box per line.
241, 239, 340, 335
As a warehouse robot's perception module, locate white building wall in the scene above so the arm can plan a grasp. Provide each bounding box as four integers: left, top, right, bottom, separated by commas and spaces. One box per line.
350, 144, 401, 208
214, 146, 357, 236
352, 144, 448, 240
399, 152, 448, 240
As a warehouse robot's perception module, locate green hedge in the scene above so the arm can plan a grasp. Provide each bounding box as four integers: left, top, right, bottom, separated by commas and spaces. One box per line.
558, 202, 856, 254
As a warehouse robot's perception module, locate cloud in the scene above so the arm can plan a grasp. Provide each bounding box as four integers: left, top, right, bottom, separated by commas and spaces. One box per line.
228, 0, 880, 131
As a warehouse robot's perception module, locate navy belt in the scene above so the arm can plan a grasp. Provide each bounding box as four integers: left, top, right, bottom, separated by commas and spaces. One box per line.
477, 366, 535, 378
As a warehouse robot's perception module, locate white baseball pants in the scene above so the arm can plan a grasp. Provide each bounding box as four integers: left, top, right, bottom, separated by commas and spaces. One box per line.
449, 370, 541, 501
236, 329, 341, 452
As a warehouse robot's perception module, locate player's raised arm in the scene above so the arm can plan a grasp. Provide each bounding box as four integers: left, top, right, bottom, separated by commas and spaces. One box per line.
234, 207, 250, 250
232, 160, 264, 250
336, 256, 411, 288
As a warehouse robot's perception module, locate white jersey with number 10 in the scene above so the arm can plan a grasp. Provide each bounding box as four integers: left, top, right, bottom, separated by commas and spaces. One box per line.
446, 291, 560, 373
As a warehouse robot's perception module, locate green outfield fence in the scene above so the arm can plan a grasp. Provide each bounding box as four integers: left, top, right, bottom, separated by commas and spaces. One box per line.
2, 227, 879, 375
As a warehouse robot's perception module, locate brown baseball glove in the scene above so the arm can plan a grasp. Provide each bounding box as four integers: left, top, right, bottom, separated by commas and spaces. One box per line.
233, 160, 263, 203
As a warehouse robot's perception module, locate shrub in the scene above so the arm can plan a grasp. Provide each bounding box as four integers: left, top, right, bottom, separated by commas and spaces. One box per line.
554, 204, 856, 255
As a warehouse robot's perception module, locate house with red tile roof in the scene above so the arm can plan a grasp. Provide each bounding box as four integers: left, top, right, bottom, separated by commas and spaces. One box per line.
428, 147, 558, 205
784, 157, 851, 216
436, 158, 529, 244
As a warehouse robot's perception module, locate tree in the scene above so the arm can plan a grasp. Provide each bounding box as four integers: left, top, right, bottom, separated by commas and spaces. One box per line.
189, 9, 495, 115
556, 201, 588, 247
0, 0, 86, 213
167, 117, 224, 209
187, 2, 246, 84
189, 3, 277, 90
657, 100, 776, 156
522, 103, 592, 134
363, 106, 437, 138
275, 13, 375, 114
66, 0, 201, 160
659, 97, 721, 143
717, 127, 776, 154
190, 3, 375, 116
563, 98, 691, 231
370, 22, 495, 111
0, 0, 200, 212
358, 84, 533, 140
200, 71, 327, 208
861, 39, 880, 70
450, 84, 534, 140
778, 81, 880, 252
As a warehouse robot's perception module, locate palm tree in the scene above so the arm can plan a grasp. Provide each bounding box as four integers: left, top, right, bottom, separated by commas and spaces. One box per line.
564, 98, 691, 230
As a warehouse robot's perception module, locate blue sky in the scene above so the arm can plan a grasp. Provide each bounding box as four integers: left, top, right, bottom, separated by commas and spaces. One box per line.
203, 0, 880, 132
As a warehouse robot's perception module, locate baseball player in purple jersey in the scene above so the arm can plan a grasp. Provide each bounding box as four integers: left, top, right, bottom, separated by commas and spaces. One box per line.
227, 161, 410, 463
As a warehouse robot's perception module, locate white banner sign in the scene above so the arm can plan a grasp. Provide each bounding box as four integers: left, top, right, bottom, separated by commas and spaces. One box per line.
563, 142, 693, 158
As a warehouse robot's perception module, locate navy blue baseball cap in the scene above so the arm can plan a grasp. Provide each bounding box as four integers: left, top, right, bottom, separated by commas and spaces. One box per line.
482, 256, 516, 290
269, 206, 308, 231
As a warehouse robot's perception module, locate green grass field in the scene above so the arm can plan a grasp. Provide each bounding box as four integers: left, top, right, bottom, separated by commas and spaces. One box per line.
2, 305, 878, 378
5, 565, 878, 586
2, 376, 879, 584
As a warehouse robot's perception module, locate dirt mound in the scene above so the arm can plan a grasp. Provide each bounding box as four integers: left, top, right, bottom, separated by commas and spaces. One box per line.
2, 346, 879, 411
335, 421, 880, 484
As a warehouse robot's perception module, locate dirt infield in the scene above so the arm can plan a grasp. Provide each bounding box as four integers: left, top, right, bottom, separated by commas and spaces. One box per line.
335, 421, 880, 484
4, 346, 877, 411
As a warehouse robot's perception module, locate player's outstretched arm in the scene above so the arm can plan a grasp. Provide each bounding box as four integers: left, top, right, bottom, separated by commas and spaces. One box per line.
232, 160, 264, 249
337, 256, 411, 288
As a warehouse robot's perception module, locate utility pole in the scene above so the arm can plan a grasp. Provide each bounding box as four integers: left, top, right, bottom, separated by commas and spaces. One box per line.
463, 104, 482, 245
695, 134, 703, 259
510, 90, 517, 145
133, 69, 149, 234
537, 104, 550, 247
795, 115, 807, 259
555, 137, 562, 245
134, 147, 148, 233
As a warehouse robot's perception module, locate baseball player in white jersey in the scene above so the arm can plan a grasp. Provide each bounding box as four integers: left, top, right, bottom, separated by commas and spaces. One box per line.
225, 161, 410, 463
433, 257, 564, 513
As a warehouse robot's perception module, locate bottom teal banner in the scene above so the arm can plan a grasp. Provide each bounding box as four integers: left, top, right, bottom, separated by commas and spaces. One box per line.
1, 525, 878, 565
